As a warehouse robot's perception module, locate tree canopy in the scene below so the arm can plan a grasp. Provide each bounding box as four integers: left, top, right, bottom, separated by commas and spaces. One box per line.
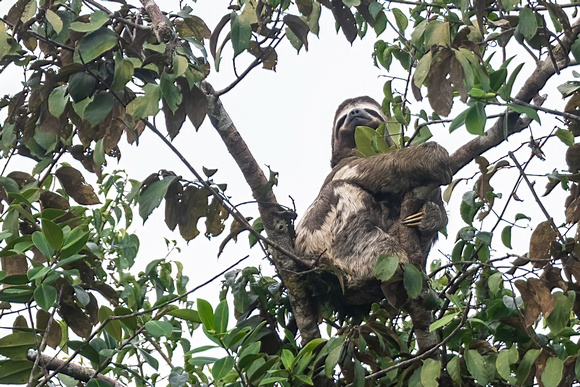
0, 0, 580, 386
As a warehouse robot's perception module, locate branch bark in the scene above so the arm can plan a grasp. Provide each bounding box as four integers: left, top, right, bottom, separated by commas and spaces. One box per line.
202, 83, 321, 343
449, 18, 580, 174
26, 350, 122, 386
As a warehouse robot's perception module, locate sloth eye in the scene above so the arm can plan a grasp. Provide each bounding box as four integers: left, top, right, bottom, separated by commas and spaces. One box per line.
364, 109, 383, 120
336, 115, 346, 130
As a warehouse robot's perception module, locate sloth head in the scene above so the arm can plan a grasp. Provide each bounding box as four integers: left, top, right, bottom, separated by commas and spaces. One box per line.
331, 96, 389, 167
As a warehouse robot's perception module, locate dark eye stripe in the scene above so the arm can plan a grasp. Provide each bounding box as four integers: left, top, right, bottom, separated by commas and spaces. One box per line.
364, 108, 383, 119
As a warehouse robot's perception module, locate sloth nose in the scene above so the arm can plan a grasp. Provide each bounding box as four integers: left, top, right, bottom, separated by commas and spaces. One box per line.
348, 109, 361, 118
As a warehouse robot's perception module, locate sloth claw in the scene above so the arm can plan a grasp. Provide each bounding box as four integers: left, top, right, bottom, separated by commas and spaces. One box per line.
402, 210, 425, 227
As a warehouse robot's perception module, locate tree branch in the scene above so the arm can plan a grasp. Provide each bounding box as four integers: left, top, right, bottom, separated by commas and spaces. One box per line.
449, 18, 580, 174
26, 350, 122, 386
202, 82, 321, 344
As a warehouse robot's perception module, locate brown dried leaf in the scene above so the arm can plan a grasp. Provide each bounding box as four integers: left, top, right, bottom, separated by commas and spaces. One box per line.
529, 221, 557, 267
126, 120, 146, 144
330, 0, 357, 44
205, 197, 229, 237
55, 166, 101, 205
210, 14, 231, 60
39, 191, 70, 211
36, 310, 62, 349
85, 293, 99, 324
564, 93, 580, 136
7, 171, 35, 189
178, 186, 210, 241
515, 278, 554, 326
563, 258, 580, 282
283, 15, 310, 50
165, 180, 183, 231
566, 144, 580, 172
174, 16, 211, 41
184, 84, 208, 131
163, 99, 187, 140
59, 299, 92, 339
247, 42, 278, 70
92, 282, 119, 306
448, 56, 468, 102
540, 264, 567, 291
560, 355, 578, 386
427, 56, 453, 116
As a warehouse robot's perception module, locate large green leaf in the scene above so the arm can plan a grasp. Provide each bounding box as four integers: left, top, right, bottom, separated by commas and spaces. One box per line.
138, 176, 177, 222
76, 27, 117, 63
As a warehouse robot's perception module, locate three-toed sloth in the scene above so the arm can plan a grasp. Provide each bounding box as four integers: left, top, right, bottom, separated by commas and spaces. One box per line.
294, 96, 452, 308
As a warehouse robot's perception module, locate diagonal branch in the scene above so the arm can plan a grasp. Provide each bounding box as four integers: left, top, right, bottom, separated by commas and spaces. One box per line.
202, 82, 321, 343
449, 18, 580, 174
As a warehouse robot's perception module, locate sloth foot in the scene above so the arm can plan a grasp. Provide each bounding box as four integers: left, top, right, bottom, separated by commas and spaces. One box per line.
401, 201, 447, 232
402, 210, 424, 227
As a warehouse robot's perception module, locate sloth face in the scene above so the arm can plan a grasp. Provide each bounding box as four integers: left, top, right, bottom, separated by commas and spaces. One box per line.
332, 97, 386, 164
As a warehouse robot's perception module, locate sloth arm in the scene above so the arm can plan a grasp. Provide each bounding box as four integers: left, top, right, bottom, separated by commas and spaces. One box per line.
330, 142, 452, 195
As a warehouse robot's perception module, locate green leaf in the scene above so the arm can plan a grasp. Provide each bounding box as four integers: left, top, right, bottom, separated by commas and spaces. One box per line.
0, 360, 34, 384
231, 12, 251, 56
126, 83, 161, 120
546, 291, 575, 335
518, 7, 538, 40
48, 86, 68, 118
555, 128, 575, 146
111, 56, 134, 91
324, 337, 344, 378
68, 72, 97, 103
500, 63, 524, 101
571, 34, 580, 63
76, 28, 117, 64
167, 308, 201, 323
541, 357, 563, 387
45, 9, 63, 34
212, 356, 234, 381
414, 51, 432, 88
84, 93, 115, 126
140, 348, 159, 371
32, 231, 54, 261
214, 300, 229, 335
424, 20, 450, 47
88, 379, 114, 387
138, 176, 177, 222
507, 103, 541, 124
496, 346, 518, 383
343, 0, 361, 5
98, 306, 122, 341
429, 312, 459, 331
160, 71, 182, 113
373, 254, 399, 281
465, 102, 487, 135
197, 298, 214, 331
488, 272, 503, 296
516, 349, 541, 385
392, 8, 408, 33
449, 108, 469, 133
465, 349, 487, 386
281, 349, 295, 370
448, 356, 462, 385
93, 138, 105, 167
69, 11, 109, 32
420, 359, 441, 387
144, 320, 173, 338
41, 218, 63, 251
60, 227, 90, 259
501, 226, 512, 248
34, 284, 57, 310
403, 263, 422, 299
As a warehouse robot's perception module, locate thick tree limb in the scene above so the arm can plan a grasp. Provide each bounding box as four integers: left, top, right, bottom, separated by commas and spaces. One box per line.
202, 82, 321, 343
26, 350, 122, 386
449, 18, 580, 174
